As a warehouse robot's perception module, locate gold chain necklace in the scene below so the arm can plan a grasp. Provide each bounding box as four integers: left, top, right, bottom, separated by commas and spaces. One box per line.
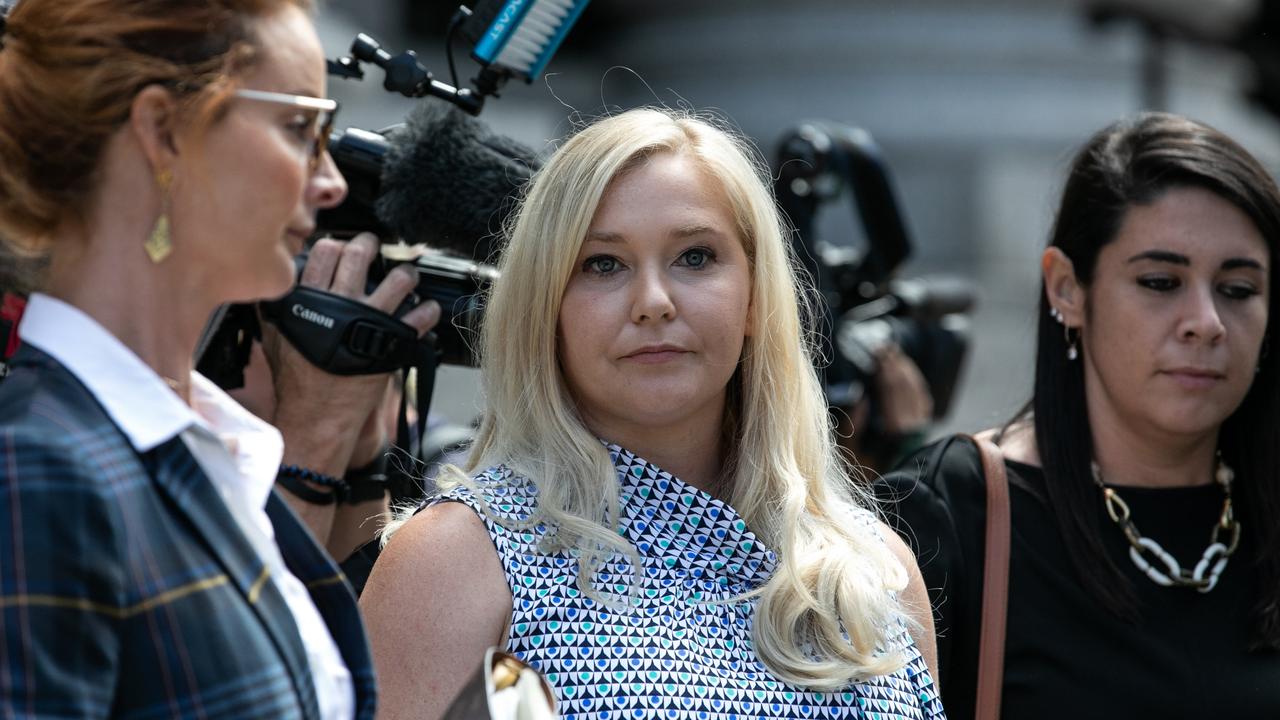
1092, 457, 1241, 593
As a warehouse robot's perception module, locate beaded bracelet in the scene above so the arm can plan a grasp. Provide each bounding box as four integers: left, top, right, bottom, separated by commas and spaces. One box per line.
277, 464, 350, 505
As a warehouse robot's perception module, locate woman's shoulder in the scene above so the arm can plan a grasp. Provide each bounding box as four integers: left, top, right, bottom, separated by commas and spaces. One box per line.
872, 431, 1041, 549
874, 429, 1049, 560
362, 493, 513, 687
426, 465, 553, 561
878, 434, 989, 499
1, 346, 111, 436
433, 463, 539, 519
0, 359, 130, 584
0, 361, 136, 493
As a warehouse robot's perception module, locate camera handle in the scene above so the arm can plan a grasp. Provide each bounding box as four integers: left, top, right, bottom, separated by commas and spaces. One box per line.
260, 285, 442, 501
260, 286, 430, 375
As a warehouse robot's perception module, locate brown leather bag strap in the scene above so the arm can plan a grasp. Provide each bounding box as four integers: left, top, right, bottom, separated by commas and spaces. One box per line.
970, 435, 1010, 720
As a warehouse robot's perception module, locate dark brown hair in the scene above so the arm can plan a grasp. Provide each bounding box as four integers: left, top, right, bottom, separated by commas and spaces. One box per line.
0, 0, 311, 249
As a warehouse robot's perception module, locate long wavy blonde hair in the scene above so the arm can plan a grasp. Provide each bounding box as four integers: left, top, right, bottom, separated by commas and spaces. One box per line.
394, 108, 908, 689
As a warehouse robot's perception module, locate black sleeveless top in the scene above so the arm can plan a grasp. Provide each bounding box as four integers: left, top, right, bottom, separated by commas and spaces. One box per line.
877, 435, 1280, 720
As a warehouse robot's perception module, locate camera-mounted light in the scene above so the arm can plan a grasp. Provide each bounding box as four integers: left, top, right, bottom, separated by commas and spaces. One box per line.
465, 0, 591, 85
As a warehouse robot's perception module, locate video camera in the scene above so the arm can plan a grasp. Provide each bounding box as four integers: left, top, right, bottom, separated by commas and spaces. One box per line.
199, 0, 588, 389
774, 122, 974, 451
196, 1, 589, 517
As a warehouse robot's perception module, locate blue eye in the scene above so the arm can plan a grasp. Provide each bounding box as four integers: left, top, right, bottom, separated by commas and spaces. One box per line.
679, 247, 715, 269
584, 255, 621, 275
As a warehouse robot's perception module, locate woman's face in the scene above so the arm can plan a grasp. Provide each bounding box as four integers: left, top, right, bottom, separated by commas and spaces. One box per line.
175, 4, 346, 303
558, 152, 753, 446
1075, 185, 1269, 441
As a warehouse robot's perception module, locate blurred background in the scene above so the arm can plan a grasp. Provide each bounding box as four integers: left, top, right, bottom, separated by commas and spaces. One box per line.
315, 0, 1280, 444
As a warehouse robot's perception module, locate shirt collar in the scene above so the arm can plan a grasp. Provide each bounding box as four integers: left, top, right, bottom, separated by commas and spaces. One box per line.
20, 293, 197, 451
187, 371, 284, 513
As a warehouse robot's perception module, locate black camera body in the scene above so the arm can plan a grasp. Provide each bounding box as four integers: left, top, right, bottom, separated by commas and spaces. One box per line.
367, 250, 496, 368
830, 277, 973, 418
775, 122, 974, 434
299, 124, 499, 368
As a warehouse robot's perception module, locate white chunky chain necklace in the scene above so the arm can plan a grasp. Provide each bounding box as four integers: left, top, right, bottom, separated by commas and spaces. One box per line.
1091, 457, 1241, 593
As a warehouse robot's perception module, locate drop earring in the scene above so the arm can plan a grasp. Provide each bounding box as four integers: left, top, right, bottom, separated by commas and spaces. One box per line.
1050, 306, 1079, 360
144, 168, 172, 263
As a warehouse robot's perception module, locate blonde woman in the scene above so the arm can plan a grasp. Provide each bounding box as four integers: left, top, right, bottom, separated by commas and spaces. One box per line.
360, 108, 943, 719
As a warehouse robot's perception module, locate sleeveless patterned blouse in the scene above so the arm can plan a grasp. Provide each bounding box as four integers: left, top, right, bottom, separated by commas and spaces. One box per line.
435, 444, 944, 720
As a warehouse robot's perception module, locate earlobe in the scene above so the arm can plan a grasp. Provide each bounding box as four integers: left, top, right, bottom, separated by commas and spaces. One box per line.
1042, 247, 1085, 327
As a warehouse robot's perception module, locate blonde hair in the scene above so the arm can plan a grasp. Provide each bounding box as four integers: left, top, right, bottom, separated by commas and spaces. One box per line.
396, 108, 908, 689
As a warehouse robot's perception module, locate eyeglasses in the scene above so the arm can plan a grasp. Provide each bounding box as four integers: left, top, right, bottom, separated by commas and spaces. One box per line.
232, 88, 339, 170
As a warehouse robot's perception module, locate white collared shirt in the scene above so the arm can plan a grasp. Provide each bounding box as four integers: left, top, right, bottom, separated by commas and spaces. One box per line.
19, 293, 356, 720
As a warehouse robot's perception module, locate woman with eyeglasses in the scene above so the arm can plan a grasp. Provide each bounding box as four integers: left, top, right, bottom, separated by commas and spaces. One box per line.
0, 0, 434, 717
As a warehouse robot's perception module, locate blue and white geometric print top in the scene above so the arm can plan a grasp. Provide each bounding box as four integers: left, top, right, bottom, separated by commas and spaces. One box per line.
433, 444, 944, 720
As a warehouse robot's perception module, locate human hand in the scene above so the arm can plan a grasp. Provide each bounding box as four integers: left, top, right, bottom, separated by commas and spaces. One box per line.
265, 233, 440, 477
873, 343, 933, 434
349, 375, 398, 469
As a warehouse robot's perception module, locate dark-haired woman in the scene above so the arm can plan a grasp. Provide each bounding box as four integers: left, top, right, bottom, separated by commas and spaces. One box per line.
0, 0, 431, 716
880, 112, 1280, 719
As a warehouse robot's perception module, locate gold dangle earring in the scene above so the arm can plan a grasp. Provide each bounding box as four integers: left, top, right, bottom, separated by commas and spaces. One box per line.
144, 168, 173, 263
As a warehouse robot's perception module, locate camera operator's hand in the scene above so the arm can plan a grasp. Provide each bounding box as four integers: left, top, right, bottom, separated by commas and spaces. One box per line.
837, 342, 934, 475
264, 233, 439, 552
874, 343, 932, 435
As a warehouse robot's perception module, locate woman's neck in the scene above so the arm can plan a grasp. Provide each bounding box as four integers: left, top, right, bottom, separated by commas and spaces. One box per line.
44, 229, 210, 403
1087, 406, 1220, 489
996, 413, 1221, 488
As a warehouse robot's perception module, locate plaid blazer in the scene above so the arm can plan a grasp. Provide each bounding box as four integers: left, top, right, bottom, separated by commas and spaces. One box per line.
0, 345, 376, 719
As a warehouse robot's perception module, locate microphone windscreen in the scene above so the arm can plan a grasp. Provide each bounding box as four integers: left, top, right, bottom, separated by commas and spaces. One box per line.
375, 98, 543, 262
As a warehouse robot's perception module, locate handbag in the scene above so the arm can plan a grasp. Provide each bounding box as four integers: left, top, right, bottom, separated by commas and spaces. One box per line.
442, 647, 559, 720
968, 435, 1010, 720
